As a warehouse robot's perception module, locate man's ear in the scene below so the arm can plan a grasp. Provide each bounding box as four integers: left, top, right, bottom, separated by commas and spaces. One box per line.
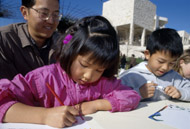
180, 59, 185, 65
20, 6, 29, 20
144, 50, 150, 60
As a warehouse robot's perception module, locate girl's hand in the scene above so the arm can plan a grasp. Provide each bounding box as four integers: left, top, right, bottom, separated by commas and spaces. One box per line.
75, 100, 112, 115
44, 106, 79, 128
140, 82, 157, 99
164, 86, 181, 99
75, 101, 98, 115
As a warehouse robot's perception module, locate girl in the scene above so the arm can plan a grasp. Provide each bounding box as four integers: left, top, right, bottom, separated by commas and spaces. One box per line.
0, 16, 140, 128
173, 49, 190, 79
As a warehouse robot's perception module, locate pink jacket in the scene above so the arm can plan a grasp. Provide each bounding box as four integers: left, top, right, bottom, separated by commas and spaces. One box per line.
0, 63, 140, 122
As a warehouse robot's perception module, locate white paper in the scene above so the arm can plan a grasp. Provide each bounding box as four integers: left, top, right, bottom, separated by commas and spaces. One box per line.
0, 117, 91, 129
150, 104, 190, 129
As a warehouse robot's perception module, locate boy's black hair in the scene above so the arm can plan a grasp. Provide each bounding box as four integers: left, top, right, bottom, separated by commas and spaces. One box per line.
56, 16, 119, 78
146, 28, 183, 58
22, 0, 59, 8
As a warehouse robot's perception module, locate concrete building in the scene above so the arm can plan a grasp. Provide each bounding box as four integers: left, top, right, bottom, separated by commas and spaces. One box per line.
102, 0, 189, 58
178, 31, 190, 50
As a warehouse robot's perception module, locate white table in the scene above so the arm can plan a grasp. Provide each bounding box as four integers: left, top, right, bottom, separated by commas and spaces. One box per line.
86, 100, 190, 129
0, 100, 189, 129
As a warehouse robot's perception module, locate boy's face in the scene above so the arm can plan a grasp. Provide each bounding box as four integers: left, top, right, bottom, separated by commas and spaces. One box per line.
144, 50, 177, 77
70, 54, 105, 85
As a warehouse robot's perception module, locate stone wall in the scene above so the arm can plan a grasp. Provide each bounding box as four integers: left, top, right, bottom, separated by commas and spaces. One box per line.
133, 0, 156, 31
102, 0, 190, 57
103, 0, 134, 26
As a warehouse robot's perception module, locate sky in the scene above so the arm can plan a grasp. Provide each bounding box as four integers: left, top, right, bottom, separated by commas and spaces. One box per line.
59, 0, 106, 18
63, 0, 190, 33
61, 0, 190, 33
0, 0, 190, 33
150, 0, 190, 33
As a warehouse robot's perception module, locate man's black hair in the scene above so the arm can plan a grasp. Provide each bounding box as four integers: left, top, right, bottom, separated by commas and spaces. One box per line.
22, 0, 59, 8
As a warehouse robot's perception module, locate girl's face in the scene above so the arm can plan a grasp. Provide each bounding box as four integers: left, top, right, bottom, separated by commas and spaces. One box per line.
70, 54, 106, 85
180, 60, 190, 79
144, 50, 177, 77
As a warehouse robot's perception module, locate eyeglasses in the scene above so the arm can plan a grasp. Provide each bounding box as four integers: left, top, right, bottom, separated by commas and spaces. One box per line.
30, 8, 62, 22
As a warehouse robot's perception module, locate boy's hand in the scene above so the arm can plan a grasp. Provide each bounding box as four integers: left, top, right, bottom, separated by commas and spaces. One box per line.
140, 82, 157, 99
164, 86, 181, 99
44, 106, 79, 128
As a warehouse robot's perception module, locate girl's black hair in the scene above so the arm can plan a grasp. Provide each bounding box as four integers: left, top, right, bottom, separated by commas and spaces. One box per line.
56, 16, 119, 78
146, 28, 183, 58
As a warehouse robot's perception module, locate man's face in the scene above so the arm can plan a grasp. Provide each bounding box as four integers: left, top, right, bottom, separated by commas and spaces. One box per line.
145, 50, 177, 77
25, 0, 59, 41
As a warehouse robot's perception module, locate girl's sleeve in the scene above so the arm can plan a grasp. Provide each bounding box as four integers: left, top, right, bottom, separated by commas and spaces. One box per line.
101, 78, 141, 112
0, 74, 38, 122
173, 75, 190, 101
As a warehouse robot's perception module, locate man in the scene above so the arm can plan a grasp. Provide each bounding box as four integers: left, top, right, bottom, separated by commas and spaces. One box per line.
129, 54, 136, 68
0, 0, 61, 80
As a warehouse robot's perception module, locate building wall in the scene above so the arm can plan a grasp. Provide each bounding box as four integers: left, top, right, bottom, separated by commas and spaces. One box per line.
103, 0, 156, 31
178, 31, 190, 45
103, 0, 157, 58
103, 0, 134, 26
102, 0, 190, 57
133, 0, 156, 31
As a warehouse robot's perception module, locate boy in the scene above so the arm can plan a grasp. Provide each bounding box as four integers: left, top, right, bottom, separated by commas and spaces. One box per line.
119, 28, 190, 101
